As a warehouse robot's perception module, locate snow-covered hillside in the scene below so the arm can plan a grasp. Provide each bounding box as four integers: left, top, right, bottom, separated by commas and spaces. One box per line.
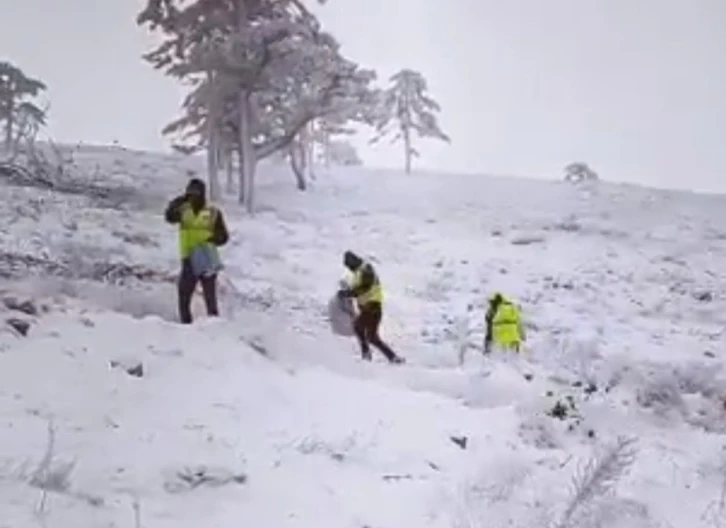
1, 144, 725, 527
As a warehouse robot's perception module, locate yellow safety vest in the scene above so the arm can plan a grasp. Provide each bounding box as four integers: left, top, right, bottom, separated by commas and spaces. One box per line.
491, 300, 522, 347
351, 262, 383, 306
178, 203, 217, 259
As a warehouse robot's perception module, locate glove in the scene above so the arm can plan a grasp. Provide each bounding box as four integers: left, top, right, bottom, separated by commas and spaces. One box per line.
169, 195, 188, 212
337, 289, 353, 299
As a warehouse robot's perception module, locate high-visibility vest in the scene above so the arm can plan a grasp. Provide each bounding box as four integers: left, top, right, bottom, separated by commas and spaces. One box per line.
351, 262, 383, 305
491, 300, 522, 346
178, 203, 217, 259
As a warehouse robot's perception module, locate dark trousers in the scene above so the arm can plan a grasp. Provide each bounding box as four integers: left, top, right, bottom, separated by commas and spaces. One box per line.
178, 259, 219, 324
353, 302, 397, 362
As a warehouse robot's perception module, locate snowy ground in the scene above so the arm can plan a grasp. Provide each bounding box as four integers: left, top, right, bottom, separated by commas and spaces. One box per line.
0, 144, 725, 527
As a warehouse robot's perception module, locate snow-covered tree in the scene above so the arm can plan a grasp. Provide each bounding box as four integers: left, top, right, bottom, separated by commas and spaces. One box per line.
564, 162, 599, 183
137, 0, 372, 211
249, 27, 376, 191
312, 116, 350, 167
301, 77, 378, 173
0, 62, 47, 153
370, 69, 449, 174
327, 139, 362, 166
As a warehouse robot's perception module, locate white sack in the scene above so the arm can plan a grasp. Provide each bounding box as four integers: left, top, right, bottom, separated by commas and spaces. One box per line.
328, 293, 356, 336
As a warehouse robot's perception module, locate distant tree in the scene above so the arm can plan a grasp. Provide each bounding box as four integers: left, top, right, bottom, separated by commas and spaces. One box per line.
0, 62, 47, 153
370, 69, 449, 173
313, 116, 353, 168
327, 139, 362, 166
564, 162, 599, 183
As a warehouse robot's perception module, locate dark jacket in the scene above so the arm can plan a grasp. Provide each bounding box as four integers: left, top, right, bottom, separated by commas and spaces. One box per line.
483, 297, 501, 350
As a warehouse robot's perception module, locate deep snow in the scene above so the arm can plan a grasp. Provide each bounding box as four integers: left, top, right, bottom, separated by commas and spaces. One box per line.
0, 143, 725, 527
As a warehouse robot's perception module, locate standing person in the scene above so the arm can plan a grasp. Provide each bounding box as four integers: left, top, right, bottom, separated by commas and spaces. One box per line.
484, 292, 525, 354
164, 178, 229, 324
338, 251, 405, 364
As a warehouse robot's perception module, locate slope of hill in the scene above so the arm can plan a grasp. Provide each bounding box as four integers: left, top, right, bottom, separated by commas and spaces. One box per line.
0, 144, 724, 527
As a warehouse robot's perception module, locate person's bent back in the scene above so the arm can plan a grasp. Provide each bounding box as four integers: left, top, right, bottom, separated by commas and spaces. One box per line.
484, 292, 524, 353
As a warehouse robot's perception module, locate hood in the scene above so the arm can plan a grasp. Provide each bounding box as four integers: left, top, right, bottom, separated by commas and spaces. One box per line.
343, 250, 363, 271
185, 177, 207, 209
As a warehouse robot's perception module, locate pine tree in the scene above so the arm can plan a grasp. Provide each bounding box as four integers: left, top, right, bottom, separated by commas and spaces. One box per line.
0, 62, 47, 152
370, 69, 449, 174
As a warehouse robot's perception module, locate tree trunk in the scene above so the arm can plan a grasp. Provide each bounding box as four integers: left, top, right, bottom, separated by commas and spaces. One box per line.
403, 125, 412, 174
235, 0, 259, 213
301, 122, 316, 181
289, 140, 306, 191
225, 148, 235, 194
322, 130, 331, 169
206, 71, 221, 201
236, 140, 245, 204
237, 90, 256, 211
4, 95, 14, 150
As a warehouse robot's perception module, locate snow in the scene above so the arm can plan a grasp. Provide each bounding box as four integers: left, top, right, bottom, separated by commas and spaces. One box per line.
0, 145, 725, 527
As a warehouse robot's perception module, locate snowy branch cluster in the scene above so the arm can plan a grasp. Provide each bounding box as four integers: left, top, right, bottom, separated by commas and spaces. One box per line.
137, 0, 450, 210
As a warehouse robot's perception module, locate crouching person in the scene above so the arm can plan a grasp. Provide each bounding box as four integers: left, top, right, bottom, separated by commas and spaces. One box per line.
484, 292, 525, 354
164, 178, 229, 324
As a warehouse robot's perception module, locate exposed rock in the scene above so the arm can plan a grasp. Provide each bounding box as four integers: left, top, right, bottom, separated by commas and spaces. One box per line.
6, 318, 30, 336
694, 291, 713, 302
2, 296, 38, 316
110, 358, 144, 378
511, 235, 546, 246
163, 465, 247, 493
449, 435, 468, 450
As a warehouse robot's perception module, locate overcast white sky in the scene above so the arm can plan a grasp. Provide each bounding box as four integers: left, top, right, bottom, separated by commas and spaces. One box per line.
1, 0, 724, 192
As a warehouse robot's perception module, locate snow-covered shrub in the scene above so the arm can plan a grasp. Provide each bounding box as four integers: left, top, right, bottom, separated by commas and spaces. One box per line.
673, 361, 723, 398
682, 394, 726, 433
162, 465, 247, 493
327, 139, 362, 166
564, 162, 599, 183
518, 413, 563, 449
421, 271, 455, 302
111, 230, 159, 248
701, 449, 726, 527
635, 361, 725, 423
541, 334, 603, 387
553, 436, 638, 528
450, 456, 535, 527
454, 304, 474, 365
549, 216, 582, 232
636, 370, 684, 414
